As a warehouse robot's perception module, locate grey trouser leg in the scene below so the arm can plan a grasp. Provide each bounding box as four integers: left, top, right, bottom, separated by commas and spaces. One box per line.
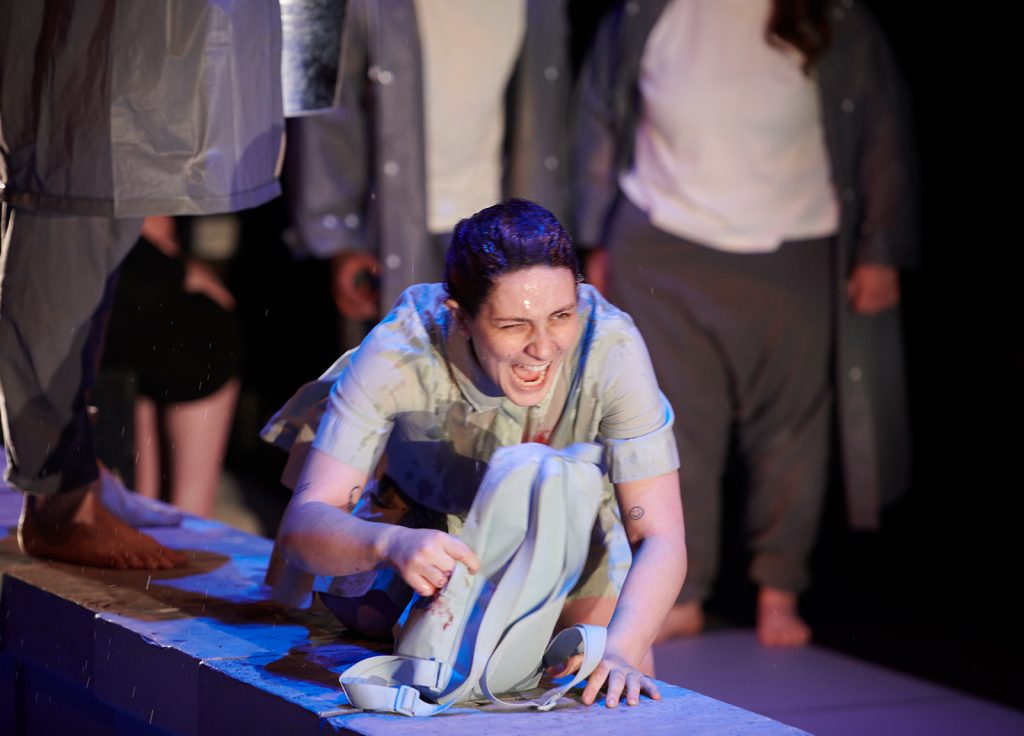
0, 206, 143, 494
606, 197, 832, 600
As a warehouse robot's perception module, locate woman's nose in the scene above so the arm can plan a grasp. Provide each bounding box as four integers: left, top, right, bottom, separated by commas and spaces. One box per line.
526, 328, 558, 361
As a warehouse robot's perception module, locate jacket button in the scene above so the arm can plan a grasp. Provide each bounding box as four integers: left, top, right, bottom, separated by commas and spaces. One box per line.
544, 156, 560, 171
848, 366, 863, 382
369, 66, 394, 85
841, 98, 856, 113
321, 214, 339, 229
625, 1, 640, 15
383, 161, 400, 177
385, 254, 402, 270
544, 66, 559, 81
344, 214, 360, 229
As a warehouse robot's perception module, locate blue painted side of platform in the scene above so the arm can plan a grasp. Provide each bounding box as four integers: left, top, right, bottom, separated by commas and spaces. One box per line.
0, 486, 807, 735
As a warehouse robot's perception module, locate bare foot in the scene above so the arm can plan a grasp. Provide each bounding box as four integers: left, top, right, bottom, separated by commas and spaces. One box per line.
655, 601, 705, 643
757, 587, 811, 647
18, 486, 187, 569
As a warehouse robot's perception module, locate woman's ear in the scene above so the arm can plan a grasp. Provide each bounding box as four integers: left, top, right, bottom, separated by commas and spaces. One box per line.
445, 298, 471, 338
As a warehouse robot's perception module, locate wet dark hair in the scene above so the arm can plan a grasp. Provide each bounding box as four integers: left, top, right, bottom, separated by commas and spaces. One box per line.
444, 199, 580, 317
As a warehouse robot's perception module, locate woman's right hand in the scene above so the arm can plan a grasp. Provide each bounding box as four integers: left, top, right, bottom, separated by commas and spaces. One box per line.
379, 527, 481, 597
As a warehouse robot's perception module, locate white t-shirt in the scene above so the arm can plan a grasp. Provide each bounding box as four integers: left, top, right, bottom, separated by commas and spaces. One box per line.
619, 0, 839, 252
415, 0, 526, 233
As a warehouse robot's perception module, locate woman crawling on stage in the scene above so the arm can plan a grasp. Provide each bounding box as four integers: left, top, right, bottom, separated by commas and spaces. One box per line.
266, 200, 686, 708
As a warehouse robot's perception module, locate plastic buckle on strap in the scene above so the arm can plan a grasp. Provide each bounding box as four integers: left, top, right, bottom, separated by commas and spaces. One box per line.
393, 684, 420, 716
433, 661, 452, 691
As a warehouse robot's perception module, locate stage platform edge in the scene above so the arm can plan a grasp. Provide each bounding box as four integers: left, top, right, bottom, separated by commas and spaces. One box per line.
0, 487, 807, 735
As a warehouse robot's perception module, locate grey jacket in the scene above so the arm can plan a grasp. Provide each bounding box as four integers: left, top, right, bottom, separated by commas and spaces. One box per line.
573, 0, 918, 528
284, 0, 571, 309
0, 0, 284, 218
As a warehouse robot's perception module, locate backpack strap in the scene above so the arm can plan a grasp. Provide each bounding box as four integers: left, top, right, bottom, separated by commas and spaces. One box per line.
340, 444, 606, 716
427, 450, 570, 708
340, 452, 560, 716
341, 671, 449, 717
340, 624, 607, 715
480, 624, 607, 710
339, 476, 555, 717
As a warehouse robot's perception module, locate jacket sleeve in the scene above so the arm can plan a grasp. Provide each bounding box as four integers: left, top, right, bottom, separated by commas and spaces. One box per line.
853, 9, 919, 269
571, 6, 625, 248
504, 0, 572, 226
283, 0, 373, 259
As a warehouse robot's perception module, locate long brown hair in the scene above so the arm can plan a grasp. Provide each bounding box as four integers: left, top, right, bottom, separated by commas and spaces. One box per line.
766, 0, 832, 74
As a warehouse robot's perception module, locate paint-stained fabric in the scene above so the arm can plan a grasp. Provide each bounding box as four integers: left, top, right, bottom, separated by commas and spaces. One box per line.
261, 282, 678, 610
265, 282, 678, 509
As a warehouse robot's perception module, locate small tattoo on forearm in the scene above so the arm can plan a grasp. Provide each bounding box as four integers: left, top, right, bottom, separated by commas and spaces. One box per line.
346, 485, 362, 512
628, 506, 645, 521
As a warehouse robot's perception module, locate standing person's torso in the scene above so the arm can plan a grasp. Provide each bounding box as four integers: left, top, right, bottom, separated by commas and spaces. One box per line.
619, 0, 838, 252
414, 0, 526, 234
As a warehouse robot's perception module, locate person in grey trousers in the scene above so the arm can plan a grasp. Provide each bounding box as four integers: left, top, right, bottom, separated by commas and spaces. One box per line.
0, 1, 284, 569
573, 0, 917, 645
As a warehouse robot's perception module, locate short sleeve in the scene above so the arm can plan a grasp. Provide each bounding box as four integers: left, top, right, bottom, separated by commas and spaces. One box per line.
311, 288, 439, 474
312, 348, 396, 475
595, 312, 680, 483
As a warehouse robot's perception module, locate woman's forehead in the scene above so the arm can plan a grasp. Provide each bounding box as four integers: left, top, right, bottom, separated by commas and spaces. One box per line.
484, 266, 577, 315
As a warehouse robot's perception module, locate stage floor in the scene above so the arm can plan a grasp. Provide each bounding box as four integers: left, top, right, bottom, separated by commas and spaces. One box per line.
653, 629, 1024, 735
2, 471, 1021, 734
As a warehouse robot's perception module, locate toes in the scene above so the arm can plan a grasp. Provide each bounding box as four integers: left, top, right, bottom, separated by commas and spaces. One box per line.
166, 549, 188, 568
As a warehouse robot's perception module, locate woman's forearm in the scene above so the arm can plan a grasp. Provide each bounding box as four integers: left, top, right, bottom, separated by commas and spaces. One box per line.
606, 534, 687, 664
275, 448, 388, 576
606, 470, 688, 665
278, 498, 394, 576
277, 449, 480, 595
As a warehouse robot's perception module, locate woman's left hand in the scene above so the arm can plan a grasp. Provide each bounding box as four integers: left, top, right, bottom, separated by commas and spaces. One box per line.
578, 650, 661, 708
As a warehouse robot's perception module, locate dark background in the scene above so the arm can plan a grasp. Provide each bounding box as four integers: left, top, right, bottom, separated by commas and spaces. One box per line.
705, 1, 1024, 710
213, 0, 1022, 711
816, 2, 1023, 709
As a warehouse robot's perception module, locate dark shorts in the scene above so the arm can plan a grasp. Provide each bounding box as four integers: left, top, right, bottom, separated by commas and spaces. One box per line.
102, 239, 240, 403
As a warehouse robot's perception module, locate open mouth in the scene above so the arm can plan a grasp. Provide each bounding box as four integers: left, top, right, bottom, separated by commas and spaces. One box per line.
511, 362, 550, 388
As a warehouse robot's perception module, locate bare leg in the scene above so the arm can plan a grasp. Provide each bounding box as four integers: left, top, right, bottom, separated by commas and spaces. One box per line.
133, 395, 161, 499
163, 378, 239, 518
655, 600, 705, 643
19, 481, 187, 569
756, 587, 811, 647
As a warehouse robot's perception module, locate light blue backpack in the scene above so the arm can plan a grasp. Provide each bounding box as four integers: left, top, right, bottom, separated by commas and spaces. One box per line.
339, 442, 608, 716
